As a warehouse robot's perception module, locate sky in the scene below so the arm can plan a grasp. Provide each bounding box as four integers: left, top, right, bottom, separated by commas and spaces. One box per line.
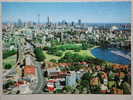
2, 2, 131, 23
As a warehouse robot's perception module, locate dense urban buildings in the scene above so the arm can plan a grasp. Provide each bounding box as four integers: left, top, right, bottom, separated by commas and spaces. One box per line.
2, 2, 131, 94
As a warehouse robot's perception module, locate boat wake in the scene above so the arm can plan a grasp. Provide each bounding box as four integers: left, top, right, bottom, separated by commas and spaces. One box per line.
111, 50, 131, 60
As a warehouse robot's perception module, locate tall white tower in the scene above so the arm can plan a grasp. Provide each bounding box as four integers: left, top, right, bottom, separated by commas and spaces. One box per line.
38, 14, 40, 25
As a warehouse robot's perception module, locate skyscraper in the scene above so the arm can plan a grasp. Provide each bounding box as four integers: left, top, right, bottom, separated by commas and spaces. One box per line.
9, 16, 13, 25
17, 19, 23, 27
37, 14, 40, 24
78, 19, 81, 25
47, 16, 50, 25
71, 21, 74, 26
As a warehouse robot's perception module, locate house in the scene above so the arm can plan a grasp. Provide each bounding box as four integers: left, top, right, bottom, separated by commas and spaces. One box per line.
48, 72, 67, 78
47, 79, 56, 92
90, 77, 100, 86
80, 62, 88, 67
112, 88, 123, 94
47, 79, 65, 92
95, 65, 101, 71
100, 84, 108, 94
24, 65, 36, 75
47, 67, 61, 76
23, 65, 37, 84
112, 64, 128, 70
119, 72, 125, 79
15, 80, 32, 94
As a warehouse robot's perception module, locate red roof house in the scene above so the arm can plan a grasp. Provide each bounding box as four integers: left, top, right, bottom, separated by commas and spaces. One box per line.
24, 65, 35, 75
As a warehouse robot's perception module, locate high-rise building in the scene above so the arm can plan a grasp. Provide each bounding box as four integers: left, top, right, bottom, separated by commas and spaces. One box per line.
61, 20, 67, 25
9, 16, 13, 25
88, 26, 93, 33
38, 14, 40, 24
47, 16, 50, 25
66, 71, 76, 86
71, 21, 74, 26
78, 19, 81, 25
9, 16, 14, 32
17, 19, 23, 27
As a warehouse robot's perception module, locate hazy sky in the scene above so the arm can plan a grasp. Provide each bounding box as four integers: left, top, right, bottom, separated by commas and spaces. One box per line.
2, 2, 131, 23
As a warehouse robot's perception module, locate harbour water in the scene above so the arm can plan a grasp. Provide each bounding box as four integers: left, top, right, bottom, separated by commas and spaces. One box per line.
92, 47, 131, 65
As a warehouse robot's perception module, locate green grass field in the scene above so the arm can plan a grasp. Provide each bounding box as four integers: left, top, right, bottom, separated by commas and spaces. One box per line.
43, 46, 96, 62
78, 49, 95, 58
43, 51, 60, 62
3, 55, 16, 67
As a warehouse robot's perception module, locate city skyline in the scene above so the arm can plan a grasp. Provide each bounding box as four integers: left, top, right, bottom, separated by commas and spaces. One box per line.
2, 2, 131, 23
2, 2, 131, 95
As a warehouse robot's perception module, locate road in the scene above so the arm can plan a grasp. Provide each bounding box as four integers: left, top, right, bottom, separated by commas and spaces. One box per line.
3, 68, 16, 77
3, 34, 47, 94
32, 61, 46, 94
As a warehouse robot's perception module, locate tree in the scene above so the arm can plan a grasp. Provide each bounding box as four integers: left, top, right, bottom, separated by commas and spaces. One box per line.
80, 72, 91, 91
80, 80, 89, 88
55, 51, 63, 57
50, 59, 57, 63
3, 50, 17, 59
81, 72, 90, 80
69, 65, 81, 71
74, 48, 80, 52
82, 87, 88, 94
74, 88, 80, 94
4, 63, 12, 69
3, 80, 15, 89
82, 42, 88, 50
34, 47, 45, 62
122, 82, 131, 94
63, 86, 74, 93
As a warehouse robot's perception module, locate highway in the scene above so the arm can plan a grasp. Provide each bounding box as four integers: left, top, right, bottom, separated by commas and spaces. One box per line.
3, 31, 47, 94
32, 61, 45, 94
25, 37, 46, 94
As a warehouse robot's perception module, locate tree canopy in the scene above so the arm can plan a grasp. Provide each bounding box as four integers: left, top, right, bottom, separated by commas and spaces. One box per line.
34, 47, 46, 62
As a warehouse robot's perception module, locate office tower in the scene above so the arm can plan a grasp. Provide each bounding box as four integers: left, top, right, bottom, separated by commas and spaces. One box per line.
71, 21, 74, 26
61, 20, 67, 25
47, 16, 50, 25
9, 16, 14, 33
38, 14, 40, 24
17, 19, 23, 27
78, 19, 81, 25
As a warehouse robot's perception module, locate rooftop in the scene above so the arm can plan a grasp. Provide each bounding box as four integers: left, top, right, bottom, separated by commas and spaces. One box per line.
24, 65, 36, 75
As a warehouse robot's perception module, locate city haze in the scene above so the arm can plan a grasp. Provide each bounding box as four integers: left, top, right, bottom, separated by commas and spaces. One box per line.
2, 2, 131, 23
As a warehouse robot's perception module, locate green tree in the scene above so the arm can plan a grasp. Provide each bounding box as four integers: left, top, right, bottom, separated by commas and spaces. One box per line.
74, 48, 80, 52
80, 80, 89, 88
47, 47, 57, 55
82, 42, 88, 50
50, 59, 57, 63
34, 47, 45, 62
122, 82, 131, 94
80, 72, 91, 91
55, 51, 63, 57
63, 86, 74, 93
3, 80, 15, 89
81, 72, 90, 80
3, 50, 17, 59
4, 63, 12, 69
69, 65, 81, 71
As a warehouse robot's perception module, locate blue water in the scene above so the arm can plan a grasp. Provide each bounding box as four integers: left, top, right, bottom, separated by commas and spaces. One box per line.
91, 47, 131, 65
